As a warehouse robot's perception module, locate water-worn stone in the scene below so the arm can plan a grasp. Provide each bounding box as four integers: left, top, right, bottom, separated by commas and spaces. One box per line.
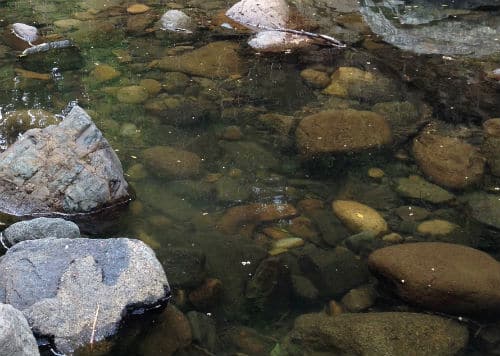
90, 64, 121, 82
116, 85, 149, 104
300, 68, 331, 88
340, 285, 376, 312
332, 200, 388, 237
395, 175, 455, 204
417, 219, 458, 236
2, 217, 80, 247
372, 101, 428, 144
186, 311, 216, 352
139, 305, 191, 355
142, 145, 201, 178
155, 41, 246, 79
368, 242, 500, 315
0, 105, 129, 216
482, 118, 500, 177
281, 312, 468, 355
412, 131, 485, 189
323, 67, 399, 103
299, 246, 369, 298
218, 203, 297, 234
159, 10, 195, 32
463, 192, 500, 230
296, 109, 392, 157
0, 303, 40, 356
0, 237, 170, 354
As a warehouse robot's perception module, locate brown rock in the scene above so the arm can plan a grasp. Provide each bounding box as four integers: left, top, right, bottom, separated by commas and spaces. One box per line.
296, 109, 392, 157
297, 199, 324, 212
368, 242, 500, 315
332, 200, 388, 237
91, 64, 120, 82
482, 118, 500, 176
188, 278, 223, 309
288, 216, 318, 240
127, 4, 150, 14
300, 68, 331, 89
155, 41, 246, 79
142, 146, 201, 178
139, 305, 192, 355
412, 131, 485, 189
218, 203, 297, 234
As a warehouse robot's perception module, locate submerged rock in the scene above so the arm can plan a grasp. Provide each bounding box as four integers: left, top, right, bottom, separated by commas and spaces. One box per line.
296, 109, 392, 157
155, 41, 246, 79
463, 192, 500, 230
395, 175, 455, 204
142, 145, 201, 179
2, 217, 80, 247
482, 118, 500, 177
0, 108, 60, 144
332, 200, 388, 237
0, 237, 170, 354
0, 105, 129, 216
281, 312, 468, 355
412, 130, 485, 189
159, 10, 195, 33
368, 242, 500, 316
0, 303, 40, 356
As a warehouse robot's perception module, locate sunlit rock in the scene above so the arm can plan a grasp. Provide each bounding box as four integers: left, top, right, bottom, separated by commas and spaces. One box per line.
0, 105, 129, 216
0, 238, 170, 354
332, 200, 388, 237
0, 304, 39, 356
159, 10, 194, 33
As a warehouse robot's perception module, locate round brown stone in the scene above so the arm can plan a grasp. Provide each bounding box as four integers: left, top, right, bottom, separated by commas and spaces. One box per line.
368, 242, 500, 316
296, 109, 392, 157
127, 4, 150, 14
412, 131, 485, 189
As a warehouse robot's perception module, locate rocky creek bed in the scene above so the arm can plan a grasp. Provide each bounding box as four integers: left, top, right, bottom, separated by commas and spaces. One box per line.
0, 0, 499, 355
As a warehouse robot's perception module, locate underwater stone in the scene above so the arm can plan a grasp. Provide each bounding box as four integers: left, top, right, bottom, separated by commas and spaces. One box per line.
159, 10, 194, 33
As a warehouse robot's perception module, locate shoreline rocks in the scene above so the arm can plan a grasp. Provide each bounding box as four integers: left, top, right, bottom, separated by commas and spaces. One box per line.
0, 237, 170, 354
0, 303, 40, 356
0, 105, 129, 216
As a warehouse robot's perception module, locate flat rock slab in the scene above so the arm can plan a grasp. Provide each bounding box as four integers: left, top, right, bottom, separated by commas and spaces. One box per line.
0, 105, 128, 216
281, 312, 468, 356
0, 238, 170, 354
368, 242, 500, 316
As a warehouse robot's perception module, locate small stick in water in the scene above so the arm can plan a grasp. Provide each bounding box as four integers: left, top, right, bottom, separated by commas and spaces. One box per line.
90, 303, 100, 350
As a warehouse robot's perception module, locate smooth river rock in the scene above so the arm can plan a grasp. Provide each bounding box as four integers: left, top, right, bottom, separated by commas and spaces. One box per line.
0, 303, 40, 356
155, 41, 246, 79
368, 242, 500, 316
2, 217, 80, 247
412, 130, 485, 189
281, 312, 468, 355
0, 238, 170, 354
296, 109, 392, 157
0, 105, 129, 216
332, 200, 388, 237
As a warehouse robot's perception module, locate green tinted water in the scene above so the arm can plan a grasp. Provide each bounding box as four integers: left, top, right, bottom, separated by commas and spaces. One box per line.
0, 0, 500, 355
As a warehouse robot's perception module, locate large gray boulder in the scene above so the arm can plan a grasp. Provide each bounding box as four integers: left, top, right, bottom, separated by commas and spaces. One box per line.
0, 303, 40, 356
0, 105, 129, 216
0, 238, 170, 354
2, 217, 80, 247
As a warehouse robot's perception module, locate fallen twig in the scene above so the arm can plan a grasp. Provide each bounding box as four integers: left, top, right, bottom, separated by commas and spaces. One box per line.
90, 303, 100, 350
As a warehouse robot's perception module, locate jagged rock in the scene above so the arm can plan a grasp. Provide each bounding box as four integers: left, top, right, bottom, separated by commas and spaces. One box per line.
0, 105, 129, 216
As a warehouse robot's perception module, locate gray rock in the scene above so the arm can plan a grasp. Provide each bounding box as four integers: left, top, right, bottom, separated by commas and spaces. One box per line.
2, 217, 80, 247
0, 105, 128, 216
395, 175, 455, 204
159, 10, 195, 33
281, 312, 468, 356
290, 274, 319, 303
464, 192, 500, 230
0, 303, 40, 356
344, 230, 385, 256
0, 238, 169, 354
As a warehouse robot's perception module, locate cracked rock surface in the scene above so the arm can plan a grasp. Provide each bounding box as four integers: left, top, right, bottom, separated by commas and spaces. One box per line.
0, 105, 128, 216
0, 238, 170, 354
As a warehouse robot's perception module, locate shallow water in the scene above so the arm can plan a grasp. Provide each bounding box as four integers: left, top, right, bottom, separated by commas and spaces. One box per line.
0, 0, 499, 355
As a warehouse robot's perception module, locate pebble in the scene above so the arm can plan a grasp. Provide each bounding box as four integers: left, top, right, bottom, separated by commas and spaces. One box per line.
417, 219, 458, 236
273, 237, 304, 250
368, 167, 385, 179
332, 200, 388, 237
127, 4, 151, 14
